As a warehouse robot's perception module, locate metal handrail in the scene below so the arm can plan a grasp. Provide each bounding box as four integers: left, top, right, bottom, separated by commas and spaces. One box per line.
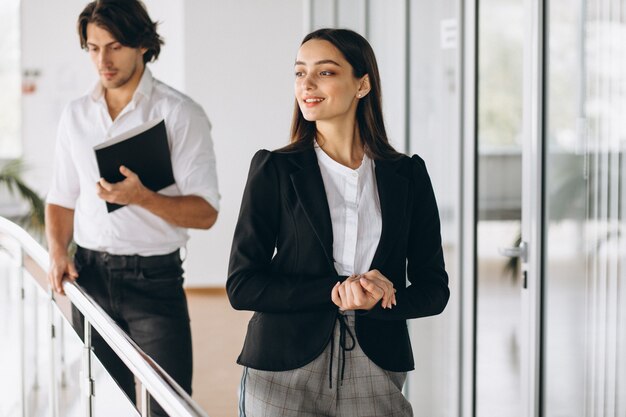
0, 216, 209, 417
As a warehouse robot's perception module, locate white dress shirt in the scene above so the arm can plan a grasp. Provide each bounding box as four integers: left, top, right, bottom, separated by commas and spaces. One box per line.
47, 68, 220, 256
314, 143, 382, 276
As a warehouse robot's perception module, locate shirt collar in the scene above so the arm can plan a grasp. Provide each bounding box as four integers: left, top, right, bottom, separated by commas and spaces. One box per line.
314, 140, 371, 176
89, 67, 154, 103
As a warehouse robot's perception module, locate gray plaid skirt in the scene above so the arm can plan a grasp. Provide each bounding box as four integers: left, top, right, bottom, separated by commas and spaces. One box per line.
238, 311, 413, 417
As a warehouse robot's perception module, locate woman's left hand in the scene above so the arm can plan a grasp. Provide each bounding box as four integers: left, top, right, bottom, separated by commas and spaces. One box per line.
331, 275, 388, 311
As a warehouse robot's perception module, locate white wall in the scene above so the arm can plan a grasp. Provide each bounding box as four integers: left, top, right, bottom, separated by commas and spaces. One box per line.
182, 1, 303, 285
21, 0, 93, 195
21, 0, 303, 286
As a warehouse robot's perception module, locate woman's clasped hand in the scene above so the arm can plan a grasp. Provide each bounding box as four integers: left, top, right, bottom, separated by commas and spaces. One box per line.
331, 269, 397, 311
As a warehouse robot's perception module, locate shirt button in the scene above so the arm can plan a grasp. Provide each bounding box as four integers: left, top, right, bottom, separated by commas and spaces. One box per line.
352, 172, 358, 178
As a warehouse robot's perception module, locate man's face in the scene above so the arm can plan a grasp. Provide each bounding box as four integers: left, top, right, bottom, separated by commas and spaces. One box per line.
85, 23, 146, 90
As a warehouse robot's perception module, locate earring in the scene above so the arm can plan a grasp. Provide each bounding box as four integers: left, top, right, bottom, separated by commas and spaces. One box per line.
357, 93, 362, 98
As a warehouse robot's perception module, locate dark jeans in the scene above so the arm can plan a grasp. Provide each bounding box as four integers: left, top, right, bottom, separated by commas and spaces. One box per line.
72, 246, 193, 417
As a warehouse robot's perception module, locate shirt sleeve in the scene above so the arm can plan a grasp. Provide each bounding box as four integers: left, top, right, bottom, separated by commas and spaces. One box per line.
166, 100, 220, 211
46, 106, 80, 209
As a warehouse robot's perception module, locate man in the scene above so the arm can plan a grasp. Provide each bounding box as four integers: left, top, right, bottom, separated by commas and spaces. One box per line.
45, 1, 219, 415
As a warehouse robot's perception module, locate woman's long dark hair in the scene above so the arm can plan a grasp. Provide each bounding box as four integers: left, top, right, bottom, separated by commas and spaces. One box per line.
285, 28, 401, 160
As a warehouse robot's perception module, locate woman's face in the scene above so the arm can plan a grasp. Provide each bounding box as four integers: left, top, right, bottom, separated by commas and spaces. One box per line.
294, 39, 365, 124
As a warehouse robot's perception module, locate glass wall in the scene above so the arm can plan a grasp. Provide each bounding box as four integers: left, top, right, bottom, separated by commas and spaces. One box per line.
475, 0, 524, 415
408, 1, 461, 415
544, 0, 626, 415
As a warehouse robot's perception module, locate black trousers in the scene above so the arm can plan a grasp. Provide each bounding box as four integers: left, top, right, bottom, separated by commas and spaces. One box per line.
71, 246, 193, 417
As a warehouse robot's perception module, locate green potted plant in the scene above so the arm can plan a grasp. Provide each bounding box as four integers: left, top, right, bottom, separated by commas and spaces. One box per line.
0, 159, 45, 238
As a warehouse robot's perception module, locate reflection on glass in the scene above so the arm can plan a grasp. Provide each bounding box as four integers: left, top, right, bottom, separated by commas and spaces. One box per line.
476, 0, 524, 415
545, 0, 626, 415
544, 1, 586, 414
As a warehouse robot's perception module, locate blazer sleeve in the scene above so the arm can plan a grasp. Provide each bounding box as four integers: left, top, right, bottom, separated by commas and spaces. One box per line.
360, 155, 450, 320
227, 150, 344, 313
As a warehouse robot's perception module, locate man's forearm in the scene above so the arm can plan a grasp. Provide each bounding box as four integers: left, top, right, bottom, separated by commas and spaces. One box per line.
137, 191, 218, 229
45, 204, 75, 256
95, 166, 218, 229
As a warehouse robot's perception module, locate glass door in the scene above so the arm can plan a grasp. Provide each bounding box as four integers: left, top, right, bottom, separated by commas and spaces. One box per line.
474, 0, 544, 415
474, 0, 526, 415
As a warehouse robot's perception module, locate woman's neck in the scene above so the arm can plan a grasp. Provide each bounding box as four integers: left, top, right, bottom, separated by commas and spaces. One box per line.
316, 119, 365, 169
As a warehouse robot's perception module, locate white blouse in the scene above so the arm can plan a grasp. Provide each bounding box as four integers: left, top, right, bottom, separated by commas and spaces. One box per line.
314, 143, 382, 276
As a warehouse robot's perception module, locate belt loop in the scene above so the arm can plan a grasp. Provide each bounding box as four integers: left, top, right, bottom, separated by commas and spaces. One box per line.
79, 246, 88, 264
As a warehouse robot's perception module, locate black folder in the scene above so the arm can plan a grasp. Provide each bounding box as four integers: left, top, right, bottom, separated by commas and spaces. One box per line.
94, 119, 175, 213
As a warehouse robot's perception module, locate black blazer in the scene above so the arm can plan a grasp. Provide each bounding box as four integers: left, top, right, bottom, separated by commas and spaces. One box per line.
227, 146, 449, 372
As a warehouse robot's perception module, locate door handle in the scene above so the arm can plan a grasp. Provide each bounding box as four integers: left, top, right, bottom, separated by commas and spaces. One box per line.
498, 241, 528, 263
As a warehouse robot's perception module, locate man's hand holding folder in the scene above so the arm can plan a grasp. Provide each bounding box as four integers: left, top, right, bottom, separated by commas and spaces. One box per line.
93, 118, 175, 213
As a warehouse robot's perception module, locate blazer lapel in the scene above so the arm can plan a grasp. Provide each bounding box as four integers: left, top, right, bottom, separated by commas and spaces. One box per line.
370, 158, 409, 270
288, 150, 335, 270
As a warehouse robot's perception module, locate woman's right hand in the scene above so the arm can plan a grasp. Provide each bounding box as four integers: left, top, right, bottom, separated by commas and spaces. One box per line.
359, 269, 396, 309
331, 275, 382, 311
330, 271, 396, 310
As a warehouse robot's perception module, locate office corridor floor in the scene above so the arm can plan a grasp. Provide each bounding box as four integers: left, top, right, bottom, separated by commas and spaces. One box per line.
187, 289, 252, 417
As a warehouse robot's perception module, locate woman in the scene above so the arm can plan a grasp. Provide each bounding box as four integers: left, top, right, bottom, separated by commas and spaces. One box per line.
227, 28, 449, 417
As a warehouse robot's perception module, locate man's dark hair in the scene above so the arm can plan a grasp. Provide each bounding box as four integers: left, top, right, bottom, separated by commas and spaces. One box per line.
78, 0, 164, 63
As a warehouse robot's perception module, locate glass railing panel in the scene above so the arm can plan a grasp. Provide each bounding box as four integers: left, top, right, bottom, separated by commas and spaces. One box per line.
0, 217, 210, 417
22, 274, 48, 417
0, 247, 21, 417
0, 237, 139, 417
91, 351, 141, 415
55, 311, 83, 417
55, 306, 139, 416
